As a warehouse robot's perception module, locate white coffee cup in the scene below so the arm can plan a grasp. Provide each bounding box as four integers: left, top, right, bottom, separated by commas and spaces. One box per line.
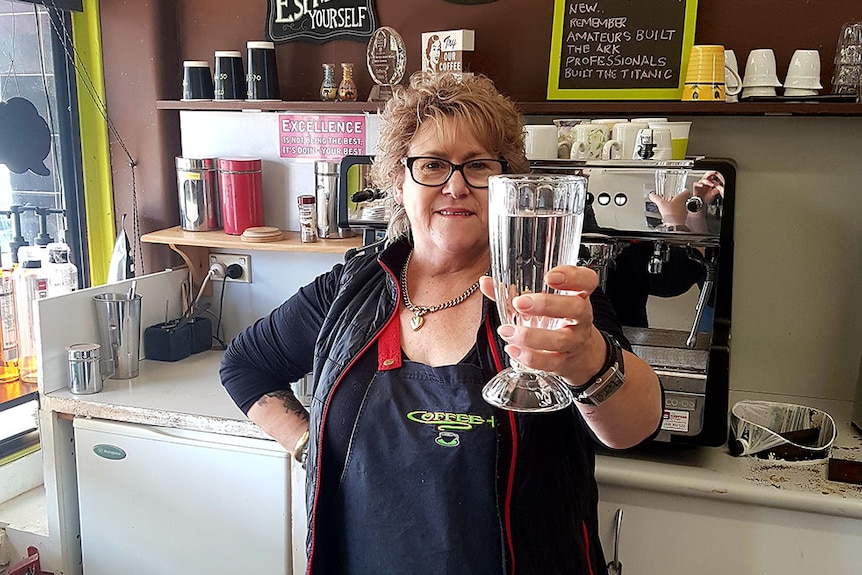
571, 123, 609, 160
743, 48, 782, 87
648, 121, 692, 160
725, 50, 741, 102
784, 49, 823, 89
524, 125, 559, 160
632, 127, 672, 160
601, 121, 648, 159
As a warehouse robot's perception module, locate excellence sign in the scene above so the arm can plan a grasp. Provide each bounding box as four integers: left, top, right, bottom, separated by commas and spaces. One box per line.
278, 114, 367, 160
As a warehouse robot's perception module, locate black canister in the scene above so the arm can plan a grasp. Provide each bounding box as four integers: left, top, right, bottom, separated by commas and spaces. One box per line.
247, 41, 280, 100
214, 51, 245, 100
176, 157, 221, 231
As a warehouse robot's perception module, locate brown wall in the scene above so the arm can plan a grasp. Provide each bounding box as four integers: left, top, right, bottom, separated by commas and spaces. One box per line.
99, 0, 861, 273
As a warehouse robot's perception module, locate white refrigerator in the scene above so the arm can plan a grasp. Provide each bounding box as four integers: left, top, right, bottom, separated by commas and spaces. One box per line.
73, 417, 292, 575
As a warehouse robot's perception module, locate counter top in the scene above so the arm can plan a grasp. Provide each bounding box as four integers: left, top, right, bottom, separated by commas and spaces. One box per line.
597, 425, 862, 519
41, 351, 862, 518
40, 351, 267, 441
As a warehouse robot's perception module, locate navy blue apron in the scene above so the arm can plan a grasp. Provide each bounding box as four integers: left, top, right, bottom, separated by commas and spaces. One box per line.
333, 318, 505, 574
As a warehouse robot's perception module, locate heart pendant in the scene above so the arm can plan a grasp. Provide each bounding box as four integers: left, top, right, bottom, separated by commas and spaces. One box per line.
410, 315, 424, 331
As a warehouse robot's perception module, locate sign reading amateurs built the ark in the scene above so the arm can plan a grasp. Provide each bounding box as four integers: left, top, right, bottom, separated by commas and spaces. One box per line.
266, 0, 378, 43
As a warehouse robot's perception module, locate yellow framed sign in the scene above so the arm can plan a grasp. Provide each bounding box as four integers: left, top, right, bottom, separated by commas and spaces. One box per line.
547, 0, 698, 100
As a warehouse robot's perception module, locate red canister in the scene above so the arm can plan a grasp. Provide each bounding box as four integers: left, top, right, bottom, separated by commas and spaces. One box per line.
218, 157, 264, 235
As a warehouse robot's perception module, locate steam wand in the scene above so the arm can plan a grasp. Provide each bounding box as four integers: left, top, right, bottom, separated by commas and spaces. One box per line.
686, 256, 716, 349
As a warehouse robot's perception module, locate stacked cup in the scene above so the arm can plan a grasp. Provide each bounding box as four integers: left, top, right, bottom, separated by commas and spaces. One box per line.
784, 50, 823, 97
832, 22, 862, 95
724, 50, 741, 102
552, 119, 588, 159
682, 45, 741, 101
742, 49, 782, 98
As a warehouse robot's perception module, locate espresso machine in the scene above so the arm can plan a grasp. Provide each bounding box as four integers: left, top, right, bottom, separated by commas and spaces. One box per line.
338, 155, 389, 248
533, 157, 736, 447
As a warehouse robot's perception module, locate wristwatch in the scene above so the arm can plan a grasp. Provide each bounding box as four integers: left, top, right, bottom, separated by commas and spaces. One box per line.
572, 331, 626, 406
294, 430, 310, 469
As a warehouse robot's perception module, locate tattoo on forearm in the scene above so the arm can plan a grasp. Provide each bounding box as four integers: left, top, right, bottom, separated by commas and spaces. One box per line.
258, 390, 309, 421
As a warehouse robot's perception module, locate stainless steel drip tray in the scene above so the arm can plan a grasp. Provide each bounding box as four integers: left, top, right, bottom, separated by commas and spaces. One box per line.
623, 326, 710, 373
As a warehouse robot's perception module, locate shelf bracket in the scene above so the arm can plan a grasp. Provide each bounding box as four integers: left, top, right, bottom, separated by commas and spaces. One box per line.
169, 243, 210, 294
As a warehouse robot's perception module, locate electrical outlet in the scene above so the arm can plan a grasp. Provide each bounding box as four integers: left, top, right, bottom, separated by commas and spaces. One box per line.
209, 253, 251, 283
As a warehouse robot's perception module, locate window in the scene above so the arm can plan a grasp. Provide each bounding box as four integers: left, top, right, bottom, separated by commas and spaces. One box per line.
0, 0, 88, 465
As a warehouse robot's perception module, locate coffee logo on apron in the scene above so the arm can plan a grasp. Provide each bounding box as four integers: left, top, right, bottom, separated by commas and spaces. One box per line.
407, 410, 497, 448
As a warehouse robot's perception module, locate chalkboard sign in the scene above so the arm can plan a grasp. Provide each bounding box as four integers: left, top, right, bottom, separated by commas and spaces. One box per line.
547, 0, 698, 100
266, 0, 378, 44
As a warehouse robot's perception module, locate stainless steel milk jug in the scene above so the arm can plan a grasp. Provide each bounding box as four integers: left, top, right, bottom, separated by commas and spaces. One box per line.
315, 160, 354, 238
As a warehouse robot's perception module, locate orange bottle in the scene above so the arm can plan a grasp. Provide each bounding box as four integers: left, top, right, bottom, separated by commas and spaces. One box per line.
0, 269, 20, 383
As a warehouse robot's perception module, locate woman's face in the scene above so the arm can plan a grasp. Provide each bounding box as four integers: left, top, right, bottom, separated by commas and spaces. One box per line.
429, 39, 441, 64
394, 118, 494, 260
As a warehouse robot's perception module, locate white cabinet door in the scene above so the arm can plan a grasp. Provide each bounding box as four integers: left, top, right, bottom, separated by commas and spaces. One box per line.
291, 458, 308, 575
75, 418, 292, 575
599, 484, 862, 575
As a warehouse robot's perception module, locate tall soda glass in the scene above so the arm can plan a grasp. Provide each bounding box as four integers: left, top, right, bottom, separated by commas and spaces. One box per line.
482, 174, 587, 412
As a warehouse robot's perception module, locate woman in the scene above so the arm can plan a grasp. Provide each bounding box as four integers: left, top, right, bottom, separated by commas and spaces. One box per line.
221, 72, 662, 575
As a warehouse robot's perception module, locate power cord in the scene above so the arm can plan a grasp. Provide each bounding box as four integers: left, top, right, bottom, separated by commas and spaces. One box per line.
215, 274, 228, 348
211, 263, 242, 348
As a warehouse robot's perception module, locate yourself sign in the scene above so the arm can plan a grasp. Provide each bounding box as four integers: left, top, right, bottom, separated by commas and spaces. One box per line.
266, 0, 378, 43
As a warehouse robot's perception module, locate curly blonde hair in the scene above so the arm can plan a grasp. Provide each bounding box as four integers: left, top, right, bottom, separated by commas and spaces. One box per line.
369, 72, 529, 243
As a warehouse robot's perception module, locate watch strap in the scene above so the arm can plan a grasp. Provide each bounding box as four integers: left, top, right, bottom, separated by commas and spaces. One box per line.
573, 331, 626, 406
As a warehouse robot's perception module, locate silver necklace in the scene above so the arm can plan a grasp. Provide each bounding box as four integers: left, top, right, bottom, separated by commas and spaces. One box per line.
400, 251, 480, 331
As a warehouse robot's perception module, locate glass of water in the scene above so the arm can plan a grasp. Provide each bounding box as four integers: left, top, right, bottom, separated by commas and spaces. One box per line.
482, 174, 587, 412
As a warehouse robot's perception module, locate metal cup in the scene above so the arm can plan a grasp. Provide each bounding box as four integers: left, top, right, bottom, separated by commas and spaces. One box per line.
94, 293, 142, 379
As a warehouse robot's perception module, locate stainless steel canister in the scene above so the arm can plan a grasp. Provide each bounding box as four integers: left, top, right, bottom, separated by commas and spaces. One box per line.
66, 343, 110, 394
176, 157, 221, 231
314, 160, 354, 238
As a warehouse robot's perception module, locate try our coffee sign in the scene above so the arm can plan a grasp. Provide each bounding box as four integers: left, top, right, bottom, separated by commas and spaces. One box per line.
547, 0, 698, 100
266, 0, 378, 43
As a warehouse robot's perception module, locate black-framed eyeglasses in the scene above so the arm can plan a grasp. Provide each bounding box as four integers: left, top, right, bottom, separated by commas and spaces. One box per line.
402, 156, 508, 189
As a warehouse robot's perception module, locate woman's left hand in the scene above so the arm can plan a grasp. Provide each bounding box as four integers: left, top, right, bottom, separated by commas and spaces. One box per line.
479, 265, 608, 387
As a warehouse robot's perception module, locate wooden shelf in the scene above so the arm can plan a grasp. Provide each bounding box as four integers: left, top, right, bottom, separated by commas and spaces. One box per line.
157, 99, 862, 117
519, 100, 862, 117
157, 100, 384, 113
141, 226, 363, 254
